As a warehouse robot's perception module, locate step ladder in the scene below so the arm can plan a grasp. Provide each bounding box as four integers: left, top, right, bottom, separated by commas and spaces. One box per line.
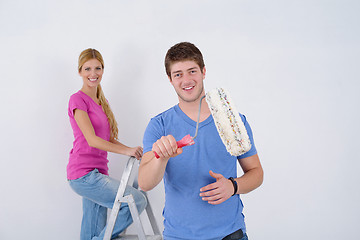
103, 156, 162, 240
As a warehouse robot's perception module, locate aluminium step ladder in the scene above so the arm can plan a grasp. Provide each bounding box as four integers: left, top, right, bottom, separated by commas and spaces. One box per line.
103, 156, 162, 240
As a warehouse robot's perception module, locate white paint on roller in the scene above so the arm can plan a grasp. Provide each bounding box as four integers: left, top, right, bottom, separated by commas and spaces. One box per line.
205, 88, 251, 156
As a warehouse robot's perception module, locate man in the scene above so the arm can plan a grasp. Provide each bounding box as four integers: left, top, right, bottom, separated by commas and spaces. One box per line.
139, 42, 263, 240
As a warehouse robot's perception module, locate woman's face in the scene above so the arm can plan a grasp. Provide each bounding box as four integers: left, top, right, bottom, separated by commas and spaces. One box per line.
79, 58, 104, 89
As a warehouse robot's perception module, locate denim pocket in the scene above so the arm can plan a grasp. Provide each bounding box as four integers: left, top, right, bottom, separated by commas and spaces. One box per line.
69, 169, 119, 204
69, 169, 99, 190
82, 169, 100, 184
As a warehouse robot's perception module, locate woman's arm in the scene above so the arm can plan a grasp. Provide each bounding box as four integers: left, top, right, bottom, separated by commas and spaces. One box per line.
74, 109, 142, 158
110, 138, 143, 160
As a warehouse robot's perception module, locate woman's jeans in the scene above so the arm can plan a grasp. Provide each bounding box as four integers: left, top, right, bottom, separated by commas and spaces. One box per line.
69, 169, 147, 240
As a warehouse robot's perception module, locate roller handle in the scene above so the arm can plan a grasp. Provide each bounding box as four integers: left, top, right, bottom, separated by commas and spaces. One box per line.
154, 134, 194, 159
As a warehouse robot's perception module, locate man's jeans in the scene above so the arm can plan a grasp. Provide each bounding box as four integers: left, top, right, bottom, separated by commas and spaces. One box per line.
69, 169, 147, 240
224, 233, 249, 240
240, 233, 249, 240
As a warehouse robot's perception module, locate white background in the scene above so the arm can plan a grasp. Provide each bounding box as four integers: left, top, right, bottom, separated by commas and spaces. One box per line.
1, 0, 359, 239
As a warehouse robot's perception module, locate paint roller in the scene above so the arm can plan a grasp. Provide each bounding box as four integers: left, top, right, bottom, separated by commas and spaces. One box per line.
153, 87, 251, 158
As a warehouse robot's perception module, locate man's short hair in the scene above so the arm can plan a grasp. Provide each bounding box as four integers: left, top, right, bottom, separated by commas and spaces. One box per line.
165, 42, 205, 78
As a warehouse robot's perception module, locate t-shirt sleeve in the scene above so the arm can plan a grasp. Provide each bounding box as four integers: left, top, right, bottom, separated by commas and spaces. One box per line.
237, 114, 258, 159
68, 93, 88, 118
143, 117, 165, 154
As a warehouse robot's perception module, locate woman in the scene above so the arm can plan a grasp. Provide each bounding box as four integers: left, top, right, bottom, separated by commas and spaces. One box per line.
67, 48, 147, 240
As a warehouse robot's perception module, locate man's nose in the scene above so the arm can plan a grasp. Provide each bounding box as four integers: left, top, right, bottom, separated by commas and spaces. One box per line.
183, 72, 192, 81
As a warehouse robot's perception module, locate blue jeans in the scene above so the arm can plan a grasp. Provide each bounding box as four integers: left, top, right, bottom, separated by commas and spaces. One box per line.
240, 233, 248, 240
222, 233, 248, 240
69, 169, 147, 240
164, 233, 248, 240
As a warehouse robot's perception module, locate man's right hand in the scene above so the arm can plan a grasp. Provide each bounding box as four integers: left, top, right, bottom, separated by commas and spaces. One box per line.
139, 135, 183, 191
152, 135, 183, 159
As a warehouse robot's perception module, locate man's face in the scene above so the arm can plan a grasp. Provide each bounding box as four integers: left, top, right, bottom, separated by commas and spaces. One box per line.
169, 60, 206, 103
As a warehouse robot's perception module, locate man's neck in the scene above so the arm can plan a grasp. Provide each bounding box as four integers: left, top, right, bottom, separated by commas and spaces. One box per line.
178, 97, 211, 122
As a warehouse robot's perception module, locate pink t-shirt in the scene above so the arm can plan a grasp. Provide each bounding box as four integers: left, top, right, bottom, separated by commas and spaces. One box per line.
67, 91, 110, 180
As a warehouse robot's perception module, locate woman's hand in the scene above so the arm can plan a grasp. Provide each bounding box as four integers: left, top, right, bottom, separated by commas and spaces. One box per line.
126, 146, 143, 160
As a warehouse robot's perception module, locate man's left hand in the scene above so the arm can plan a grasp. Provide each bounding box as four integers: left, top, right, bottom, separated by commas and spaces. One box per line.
199, 170, 235, 205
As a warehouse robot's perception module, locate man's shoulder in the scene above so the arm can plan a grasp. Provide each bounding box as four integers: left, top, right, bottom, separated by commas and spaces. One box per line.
145, 105, 179, 133
151, 105, 178, 120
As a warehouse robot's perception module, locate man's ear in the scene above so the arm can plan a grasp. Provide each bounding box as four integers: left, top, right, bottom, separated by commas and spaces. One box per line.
168, 75, 172, 83
202, 67, 206, 79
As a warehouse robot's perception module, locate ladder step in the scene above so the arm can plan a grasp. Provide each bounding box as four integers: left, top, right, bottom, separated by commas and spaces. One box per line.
104, 157, 163, 240
114, 235, 162, 240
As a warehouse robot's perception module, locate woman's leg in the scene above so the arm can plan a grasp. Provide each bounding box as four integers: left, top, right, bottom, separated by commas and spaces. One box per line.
69, 169, 147, 240
93, 186, 147, 240
80, 198, 107, 240
97, 185, 148, 239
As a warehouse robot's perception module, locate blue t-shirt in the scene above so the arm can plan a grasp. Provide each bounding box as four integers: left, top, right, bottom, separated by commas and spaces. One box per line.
143, 105, 257, 240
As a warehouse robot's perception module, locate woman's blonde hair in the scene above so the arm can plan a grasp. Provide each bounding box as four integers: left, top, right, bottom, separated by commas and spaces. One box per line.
78, 48, 119, 141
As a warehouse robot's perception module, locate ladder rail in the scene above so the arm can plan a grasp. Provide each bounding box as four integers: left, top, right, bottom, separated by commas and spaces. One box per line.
103, 157, 137, 240
103, 156, 162, 240
123, 195, 146, 240
143, 193, 161, 236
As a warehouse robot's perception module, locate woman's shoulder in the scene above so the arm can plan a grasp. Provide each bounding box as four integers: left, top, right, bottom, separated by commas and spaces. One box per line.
68, 91, 91, 112
69, 91, 87, 103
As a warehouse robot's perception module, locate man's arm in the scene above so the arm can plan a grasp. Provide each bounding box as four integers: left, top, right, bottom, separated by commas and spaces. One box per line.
236, 153, 263, 194
138, 135, 183, 191
200, 154, 263, 205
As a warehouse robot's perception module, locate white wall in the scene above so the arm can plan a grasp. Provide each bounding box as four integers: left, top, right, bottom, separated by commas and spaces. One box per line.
1, 0, 359, 239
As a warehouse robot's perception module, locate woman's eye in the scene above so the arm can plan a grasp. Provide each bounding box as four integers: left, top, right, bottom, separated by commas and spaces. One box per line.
85, 68, 90, 71
96, 67, 102, 70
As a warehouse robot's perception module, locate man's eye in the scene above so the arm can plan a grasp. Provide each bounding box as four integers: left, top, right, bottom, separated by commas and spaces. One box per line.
174, 73, 181, 78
